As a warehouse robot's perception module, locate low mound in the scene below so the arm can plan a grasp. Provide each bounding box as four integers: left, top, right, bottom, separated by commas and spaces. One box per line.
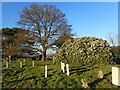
54, 37, 115, 65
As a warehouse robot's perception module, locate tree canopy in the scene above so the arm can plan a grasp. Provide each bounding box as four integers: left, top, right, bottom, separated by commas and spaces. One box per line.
2, 27, 35, 61
17, 4, 72, 61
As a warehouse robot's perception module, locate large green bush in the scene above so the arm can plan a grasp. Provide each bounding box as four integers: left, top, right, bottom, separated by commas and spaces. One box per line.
54, 37, 115, 65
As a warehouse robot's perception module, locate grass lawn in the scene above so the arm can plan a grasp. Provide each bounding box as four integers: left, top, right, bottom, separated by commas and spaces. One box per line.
2, 60, 120, 88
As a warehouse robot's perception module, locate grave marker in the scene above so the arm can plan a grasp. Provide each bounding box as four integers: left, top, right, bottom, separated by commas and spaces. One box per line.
81, 78, 89, 88
6, 61, 8, 68
32, 61, 35, 66
61, 62, 65, 73
112, 67, 120, 86
61, 61, 63, 70
62, 63, 65, 73
20, 62, 22, 68
45, 65, 47, 78
98, 70, 104, 78
23, 59, 25, 65
66, 64, 69, 76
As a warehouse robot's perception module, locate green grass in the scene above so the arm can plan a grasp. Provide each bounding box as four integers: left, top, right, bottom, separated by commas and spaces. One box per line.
2, 60, 120, 88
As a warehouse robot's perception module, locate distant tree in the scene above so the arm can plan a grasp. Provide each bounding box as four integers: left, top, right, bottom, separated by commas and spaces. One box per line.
107, 33, 119, 57
17, 4, 72, 61
107, 33, 118, 46
2, 27, 34, 61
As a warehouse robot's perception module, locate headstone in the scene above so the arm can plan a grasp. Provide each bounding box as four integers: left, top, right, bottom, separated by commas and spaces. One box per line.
63, 63, 65, 73
20, 62, 22, 68
98, 70, 104, 78
45, 65, 47, 78
66, 64, 69, 76
6, 61, 8, 68
81, 78, 89, 88
23, 59, 25, 65
62, 63, 65, 73
112, 67, 120, 86
61, 62, 65, 73
9, 56, 11, 62
32, 61, 35, 66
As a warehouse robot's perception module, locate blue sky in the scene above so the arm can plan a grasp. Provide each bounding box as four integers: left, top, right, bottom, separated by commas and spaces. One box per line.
2, 2, 118, 42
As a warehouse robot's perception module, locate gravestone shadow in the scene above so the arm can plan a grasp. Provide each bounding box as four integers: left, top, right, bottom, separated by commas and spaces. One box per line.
70, 67, 98, 75
88, 72, 112, 88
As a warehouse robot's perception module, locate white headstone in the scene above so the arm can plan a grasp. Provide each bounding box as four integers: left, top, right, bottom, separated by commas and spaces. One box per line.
45, 65, 47, 78
32, 61, 34, 66
20, 62, 22, 68
24, 59, 25, 62
23, 59, 25, 65
6, 61, 8, 68
61, 62, 65, 73
112, 67, 120, 86
66, 64, 69, 76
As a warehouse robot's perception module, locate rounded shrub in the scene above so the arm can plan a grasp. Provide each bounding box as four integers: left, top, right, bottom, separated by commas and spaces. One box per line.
54, 37, 115, 65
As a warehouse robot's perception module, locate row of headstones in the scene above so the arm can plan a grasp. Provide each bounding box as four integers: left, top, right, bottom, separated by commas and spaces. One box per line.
45, 62, 70, 78
45, 62, 106, 88
5, 61, 69, 78
45, 63, 120, 88
4, 60, 48, 79
50, 65, 119, 88
5, 61, 35, 68
4, 60, 120, 87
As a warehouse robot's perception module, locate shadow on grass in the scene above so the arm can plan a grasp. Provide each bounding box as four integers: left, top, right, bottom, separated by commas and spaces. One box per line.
2, 69, 12, 73
35, 64, 51, 66
4, 76, 37, 84
48, 69, 54, 71
88, 72, 112, 88
24, 76, 37, 80
70, 67, 98, 75
48, 74, 53, 77
4, 79, 23, 84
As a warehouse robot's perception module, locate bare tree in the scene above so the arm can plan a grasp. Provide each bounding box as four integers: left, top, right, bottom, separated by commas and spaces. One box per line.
108, 33, 118, 46
17, 4, 72, 61
107, 33, 119, 57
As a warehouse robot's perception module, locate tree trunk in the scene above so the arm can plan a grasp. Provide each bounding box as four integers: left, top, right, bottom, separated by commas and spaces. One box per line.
9, 55, 11, 62
41, 51, 46, 61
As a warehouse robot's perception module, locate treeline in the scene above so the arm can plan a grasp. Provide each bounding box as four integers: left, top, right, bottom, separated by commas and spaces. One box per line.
2, 27, 73, 61
2, 27, 35, 61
